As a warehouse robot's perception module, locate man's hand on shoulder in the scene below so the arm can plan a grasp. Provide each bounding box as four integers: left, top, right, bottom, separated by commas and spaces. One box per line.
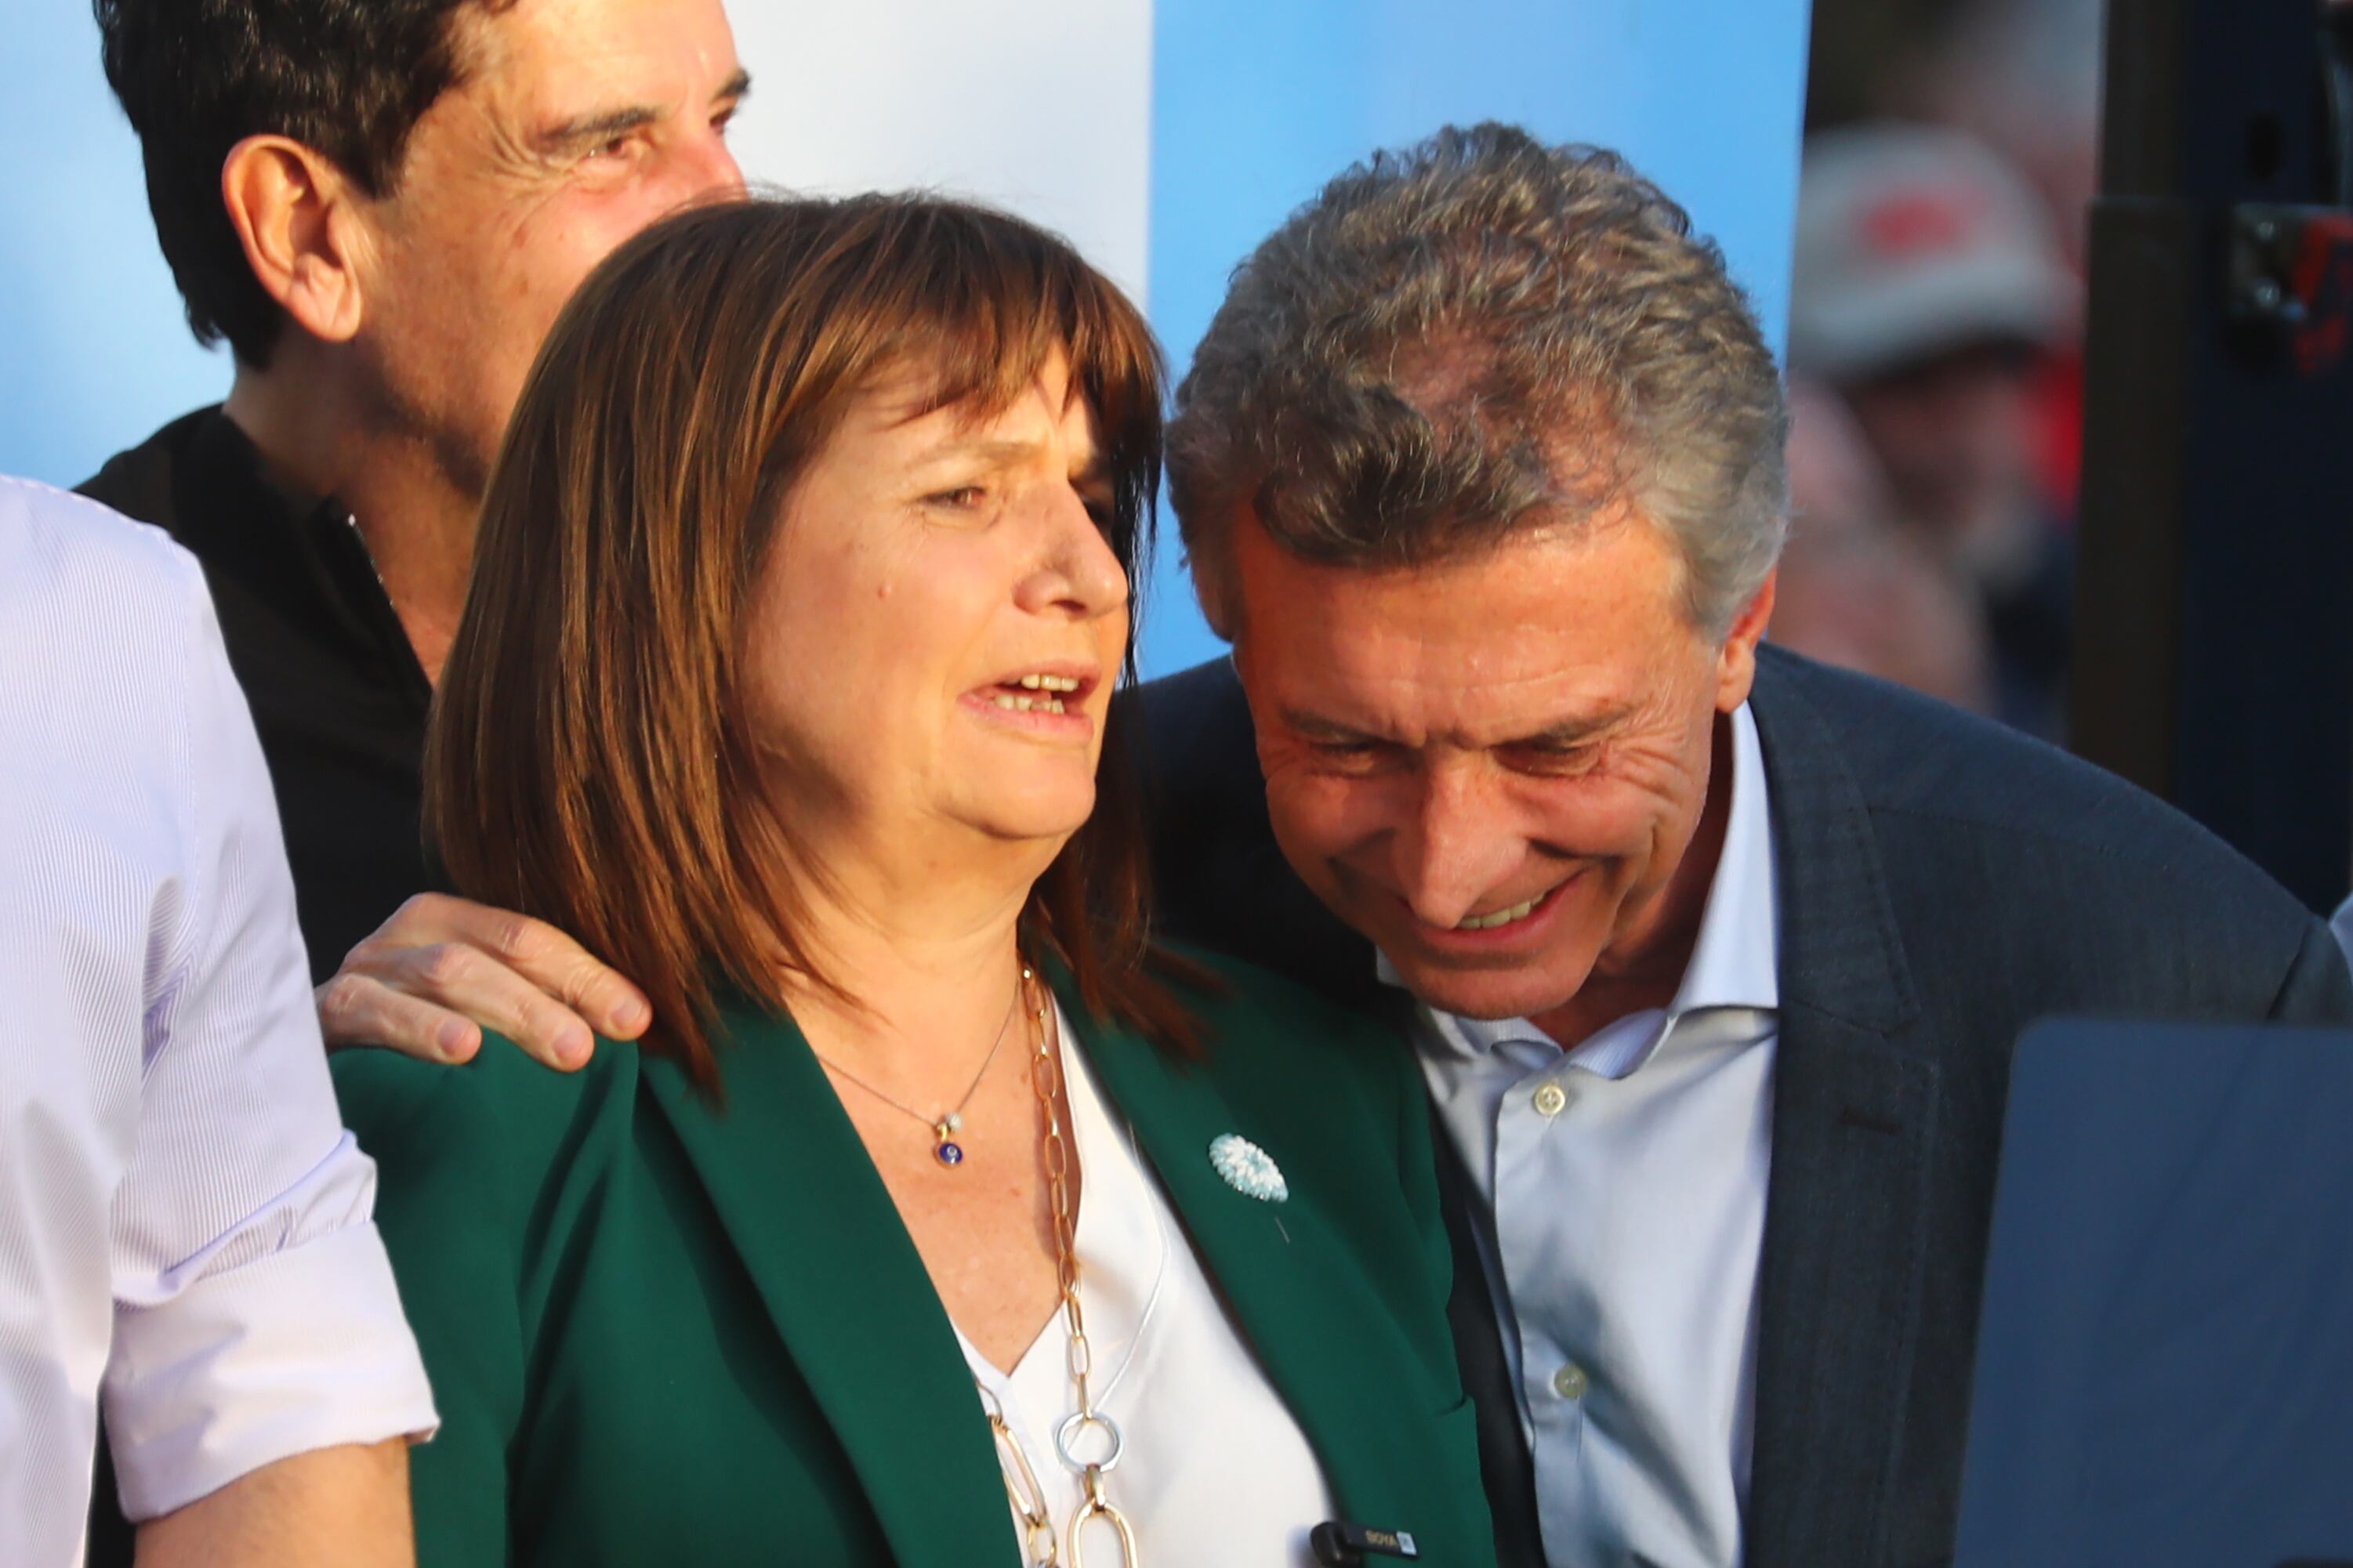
317, 893, 650, 1070
133, 1438, 414, 1568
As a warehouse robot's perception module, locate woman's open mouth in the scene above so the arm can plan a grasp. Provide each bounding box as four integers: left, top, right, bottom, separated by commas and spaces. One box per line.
984, 672, 1086, 715
964, 667, 1101, 735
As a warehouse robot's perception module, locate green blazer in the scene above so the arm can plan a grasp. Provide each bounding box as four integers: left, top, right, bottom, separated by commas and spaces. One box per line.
332, 952, 1496, 1566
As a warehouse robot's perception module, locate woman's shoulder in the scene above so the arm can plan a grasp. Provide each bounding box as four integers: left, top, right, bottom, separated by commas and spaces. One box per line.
332, 1031, 647, 1187
1151, 943, 1416, 1108
1161, 942, 1405, 1043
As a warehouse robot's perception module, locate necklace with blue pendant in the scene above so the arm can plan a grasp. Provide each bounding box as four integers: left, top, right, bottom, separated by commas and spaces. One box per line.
932, 1114, 967, 1167
813, 973, 1022, 1171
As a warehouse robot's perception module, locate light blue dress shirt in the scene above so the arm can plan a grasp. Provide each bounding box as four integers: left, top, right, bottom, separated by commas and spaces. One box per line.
1389, 704, 1780, 1568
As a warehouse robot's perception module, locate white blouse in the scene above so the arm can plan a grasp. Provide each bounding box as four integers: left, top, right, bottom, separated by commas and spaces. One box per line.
952, 1005, 1337, 1566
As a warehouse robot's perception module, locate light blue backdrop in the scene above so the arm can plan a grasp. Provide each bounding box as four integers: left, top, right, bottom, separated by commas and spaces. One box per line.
1141, 0, 1813, 674
0, 2, 1811, 678
0, 10, 231, 493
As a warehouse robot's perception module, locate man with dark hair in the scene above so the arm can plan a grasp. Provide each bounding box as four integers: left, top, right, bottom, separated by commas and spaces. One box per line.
326, 125, 2353, 1566
79, 0, 747, 990
72, 5, 742, 1555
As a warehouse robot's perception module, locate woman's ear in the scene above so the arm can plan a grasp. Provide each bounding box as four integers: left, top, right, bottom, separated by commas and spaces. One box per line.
220, 134, 370, 346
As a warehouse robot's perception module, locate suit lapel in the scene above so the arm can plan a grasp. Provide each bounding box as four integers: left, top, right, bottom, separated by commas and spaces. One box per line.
643, 1006, 1019, 1568
1069, 998, 1459, 1537
1746, 654, 1941, 1568
1748, 1007, 1941, 1568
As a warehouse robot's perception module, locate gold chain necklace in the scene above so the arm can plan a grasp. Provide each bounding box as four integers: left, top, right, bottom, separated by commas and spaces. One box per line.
983, 965, 1141, 1568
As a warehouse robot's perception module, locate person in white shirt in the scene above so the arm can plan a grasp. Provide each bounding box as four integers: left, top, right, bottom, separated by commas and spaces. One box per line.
0, 475, 437, 1566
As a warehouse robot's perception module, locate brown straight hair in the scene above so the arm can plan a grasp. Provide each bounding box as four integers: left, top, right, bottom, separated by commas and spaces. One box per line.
425, 194, 1195, 1091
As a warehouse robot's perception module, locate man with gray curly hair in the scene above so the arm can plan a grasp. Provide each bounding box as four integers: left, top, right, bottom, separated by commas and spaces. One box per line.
1140, 123, 2351, 1567
1170, 128, 1788, 645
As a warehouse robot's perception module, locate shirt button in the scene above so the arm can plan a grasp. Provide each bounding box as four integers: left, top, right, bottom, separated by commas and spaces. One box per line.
1532, 1081, 1571, 1117
1553, 1362, 1589, 1400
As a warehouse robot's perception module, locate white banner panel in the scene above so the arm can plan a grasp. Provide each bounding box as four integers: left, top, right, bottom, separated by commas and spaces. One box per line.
723, 0, 1152, 302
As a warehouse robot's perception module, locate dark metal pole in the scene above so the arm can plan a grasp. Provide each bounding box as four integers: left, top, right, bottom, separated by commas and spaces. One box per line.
2072, 0, 2353, 912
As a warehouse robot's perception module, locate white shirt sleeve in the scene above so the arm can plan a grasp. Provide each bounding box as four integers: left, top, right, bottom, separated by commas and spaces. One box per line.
99, 521, 440, 1519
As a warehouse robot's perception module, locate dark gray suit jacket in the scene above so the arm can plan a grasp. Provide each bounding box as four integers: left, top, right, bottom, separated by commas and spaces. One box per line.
1132, 645, 2353, 1568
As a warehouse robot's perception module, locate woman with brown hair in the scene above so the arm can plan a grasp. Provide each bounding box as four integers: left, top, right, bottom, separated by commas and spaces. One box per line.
329, 193, 1493, 1567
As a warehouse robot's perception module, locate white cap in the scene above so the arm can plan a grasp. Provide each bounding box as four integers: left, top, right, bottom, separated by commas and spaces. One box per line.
1789, 122, 2077, 382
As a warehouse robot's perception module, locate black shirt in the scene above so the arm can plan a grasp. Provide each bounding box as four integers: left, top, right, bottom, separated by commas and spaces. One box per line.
79, 407, 435, 982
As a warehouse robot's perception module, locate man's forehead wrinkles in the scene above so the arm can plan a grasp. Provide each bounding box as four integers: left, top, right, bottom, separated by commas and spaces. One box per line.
1321, 642, 1610, 698
467, 5, 734, 125
1286, 661, 1626, 743
1409, 655, 1594, 690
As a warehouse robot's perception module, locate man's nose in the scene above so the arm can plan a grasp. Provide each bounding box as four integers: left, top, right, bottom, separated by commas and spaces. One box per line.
1392, 766, 1522, 930
683, 130, 748, 201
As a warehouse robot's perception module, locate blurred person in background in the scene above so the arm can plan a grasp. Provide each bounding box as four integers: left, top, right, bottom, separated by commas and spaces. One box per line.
78, 0, 746, 996
2, 476, 435, 1568
1790, 122, 2079, 739
1905, 0, 2101, 279
1902, 0, 2100, 524
1809, 0, 2101, 273
1807, 0, 2098, 523
1770, 380, 1995, 712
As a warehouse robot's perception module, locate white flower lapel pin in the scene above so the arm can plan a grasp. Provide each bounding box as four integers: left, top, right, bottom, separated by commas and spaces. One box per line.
1209, 1132, 1289, 1203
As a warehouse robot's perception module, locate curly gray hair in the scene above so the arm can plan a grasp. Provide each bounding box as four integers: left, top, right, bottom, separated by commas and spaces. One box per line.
1167, 122, 1789, 639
